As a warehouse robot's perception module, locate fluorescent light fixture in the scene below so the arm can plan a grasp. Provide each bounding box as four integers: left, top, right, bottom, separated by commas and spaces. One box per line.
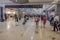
6, 11, 11, 14
13, 11, 15, 14
52, 0, 59, 4
23, 11, 26, 13
47, 4, 55, 10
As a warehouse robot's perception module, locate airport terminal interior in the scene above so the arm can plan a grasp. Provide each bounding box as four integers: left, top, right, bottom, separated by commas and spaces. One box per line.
0, 0, 60, 40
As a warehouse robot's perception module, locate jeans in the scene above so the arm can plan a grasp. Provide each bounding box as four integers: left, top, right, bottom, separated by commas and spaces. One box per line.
53, 21, 58, 31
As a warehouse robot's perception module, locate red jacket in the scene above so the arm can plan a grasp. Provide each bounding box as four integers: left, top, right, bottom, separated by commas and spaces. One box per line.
42, 17, 47, 24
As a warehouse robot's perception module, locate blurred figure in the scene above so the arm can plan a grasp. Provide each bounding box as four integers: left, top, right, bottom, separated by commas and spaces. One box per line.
41, 15, 43, 21
50, 15, 54, 26
34, 15, 40, 33
50, 9, 56, 17
14, 14, 18, 22
58, 22, 60, 31
53, 14, 59, 32
19, 14, 22, 20
42, 15, 47, 28
22, 15, 29, 25
50, 9, 56, 26
23, 15, 27, 25
5, 14, 7, 21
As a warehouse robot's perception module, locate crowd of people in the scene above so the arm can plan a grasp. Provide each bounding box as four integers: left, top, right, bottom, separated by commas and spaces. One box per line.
22, 13, 60, 33
3, 10, 60, 33
49, 10, 60, 32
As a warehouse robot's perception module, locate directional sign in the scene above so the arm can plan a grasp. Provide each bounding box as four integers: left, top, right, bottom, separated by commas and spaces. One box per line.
5, 5, 43, 8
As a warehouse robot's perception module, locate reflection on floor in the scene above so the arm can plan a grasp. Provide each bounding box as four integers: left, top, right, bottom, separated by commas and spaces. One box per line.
0, 18, 60, 40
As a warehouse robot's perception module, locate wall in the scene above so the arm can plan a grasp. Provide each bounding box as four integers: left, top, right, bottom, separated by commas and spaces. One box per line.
0, 0, 16, 20
0, 0, 13, 4
57, 4, 60, 17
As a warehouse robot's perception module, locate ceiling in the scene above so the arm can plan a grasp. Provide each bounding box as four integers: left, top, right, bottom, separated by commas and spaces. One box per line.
57, 0, 60, 4
10, 0, 54, 4
10, 0, 29, 3
29, 0, 54, 3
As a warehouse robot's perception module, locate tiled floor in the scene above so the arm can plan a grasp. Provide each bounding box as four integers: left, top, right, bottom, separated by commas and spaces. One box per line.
0, 18, 60, 40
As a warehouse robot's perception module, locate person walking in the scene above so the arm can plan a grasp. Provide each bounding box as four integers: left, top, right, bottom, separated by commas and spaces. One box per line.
14, 14, 18, 22
53, 14, 59, 32
22, 15, 29, 25
35, 15, 40, 33
50, 15, 54, 26
42, 15, 47, 28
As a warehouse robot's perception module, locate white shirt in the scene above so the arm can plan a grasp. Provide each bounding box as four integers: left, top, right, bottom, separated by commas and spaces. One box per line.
50, 12, 56, 17
43, 13, 46, 15
54, 16, 59, 22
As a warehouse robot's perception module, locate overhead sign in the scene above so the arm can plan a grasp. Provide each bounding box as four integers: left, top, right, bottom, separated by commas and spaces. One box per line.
5, 5, 43, 8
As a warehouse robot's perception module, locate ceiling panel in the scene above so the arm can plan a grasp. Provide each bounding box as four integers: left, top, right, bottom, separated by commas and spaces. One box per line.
52, 0, 59, 4
57, 0, 60, 4
10, 0, 29, 3
29, 0, 54, 3
10, 0, 54, 4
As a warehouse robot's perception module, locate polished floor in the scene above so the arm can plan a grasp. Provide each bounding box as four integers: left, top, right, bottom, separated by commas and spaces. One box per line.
0, 18, 60, 40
